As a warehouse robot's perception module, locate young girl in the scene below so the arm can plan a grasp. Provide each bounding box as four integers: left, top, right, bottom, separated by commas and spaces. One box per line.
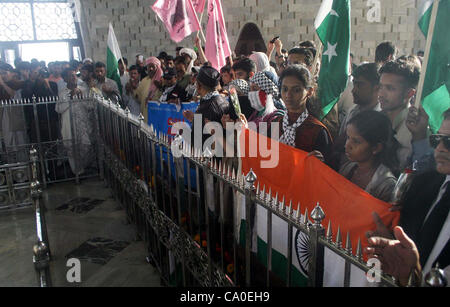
340, 110, 399, 202
277, 64, 333, 164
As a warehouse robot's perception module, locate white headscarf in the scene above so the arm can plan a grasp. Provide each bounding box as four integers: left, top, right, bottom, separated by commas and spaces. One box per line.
249, 52, 277, 75
180, 48, 198, 74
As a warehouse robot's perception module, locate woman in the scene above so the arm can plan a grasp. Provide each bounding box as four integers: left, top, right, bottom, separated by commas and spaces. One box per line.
340, 110, 399, 202
277, 64, 333, 164
249, 52, 277, 75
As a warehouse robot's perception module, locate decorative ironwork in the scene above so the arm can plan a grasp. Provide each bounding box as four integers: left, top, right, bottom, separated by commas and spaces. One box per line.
0, 0, 77, 42
0, 3, 34, 41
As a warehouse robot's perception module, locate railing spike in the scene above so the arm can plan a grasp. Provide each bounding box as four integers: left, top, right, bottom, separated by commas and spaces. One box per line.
302, 208, 308, 226
288, 199, 293, 216
274, 192, 278, 208
232, 168, 236, 182
296, 203, 301, 222
336, 226, 342, 249
256, 182, 260, 195
356, 238, 362, 261
326, 220, 332, 242
267, 187, 272, 202
218, 161, 222, 175
345, 232, 352, 254
261, 184, 266, 200
281, 195, 285, 212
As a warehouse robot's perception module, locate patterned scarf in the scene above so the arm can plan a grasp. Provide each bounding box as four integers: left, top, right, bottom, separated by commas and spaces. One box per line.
201, 90, 220, 102
249, 72, 279, 97
280, 110, 309, 147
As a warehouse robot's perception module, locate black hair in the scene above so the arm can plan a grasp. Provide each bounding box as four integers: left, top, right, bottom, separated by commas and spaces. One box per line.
379, 57, 421, 89
118, 57, 128, 66
220, 65, 232, 74
348, 110, 400, 175
174, 55, 189, 66
176, 47, 184, 52
165, 55, 174, 61
70, 59, 80, 70
81, 63, 94, 73
30, 62, 41, 71
298, 41, 317, 58
128, 65, 138, 71
17, 61, 31, 71
61, 67, 76, 80
279, 64, 321, 118
288, 48, 314, 68
375, 42, 397, 63
353, 63, 380, 86
232, 58, 256, 74
95, 61, 106, 69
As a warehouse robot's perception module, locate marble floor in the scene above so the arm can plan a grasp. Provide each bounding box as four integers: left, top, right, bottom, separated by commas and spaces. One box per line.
0, 178, 161, 287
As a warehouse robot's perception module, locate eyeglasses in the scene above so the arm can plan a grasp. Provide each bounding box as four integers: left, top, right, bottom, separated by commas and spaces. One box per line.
429, 134, 450, 150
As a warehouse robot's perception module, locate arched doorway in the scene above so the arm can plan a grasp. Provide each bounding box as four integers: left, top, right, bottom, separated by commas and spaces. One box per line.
234, 23, 267, 57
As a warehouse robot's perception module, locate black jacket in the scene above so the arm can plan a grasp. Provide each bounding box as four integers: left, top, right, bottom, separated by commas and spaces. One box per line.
399, 171, 449, 267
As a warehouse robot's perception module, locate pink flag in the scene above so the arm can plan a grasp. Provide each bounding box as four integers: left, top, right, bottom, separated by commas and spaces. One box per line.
151, 0, 201, 43
191, 0, 206, 13
205, 0, 232, 71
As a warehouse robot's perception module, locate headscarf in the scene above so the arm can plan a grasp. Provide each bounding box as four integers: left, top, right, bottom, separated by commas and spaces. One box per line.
250, 71, 279, 97
145, 57, 163, 101
180, 48, 198, 74
229, 79, 250, 96
249, 52, 277, 75
250, 71, 286, 111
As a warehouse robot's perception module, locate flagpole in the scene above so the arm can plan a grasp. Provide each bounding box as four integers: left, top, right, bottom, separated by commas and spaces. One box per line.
195, 2, 207, 44
414, 0, 440, 108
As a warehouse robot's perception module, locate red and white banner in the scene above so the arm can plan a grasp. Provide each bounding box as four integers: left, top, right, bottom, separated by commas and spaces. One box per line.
205, 0, 232, 71
152, 0, 201, 43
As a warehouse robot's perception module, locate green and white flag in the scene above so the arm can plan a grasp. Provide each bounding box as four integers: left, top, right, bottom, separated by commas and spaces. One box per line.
315, 0, 351, 119
418, 0, 450, 132
107, 22, 123, 96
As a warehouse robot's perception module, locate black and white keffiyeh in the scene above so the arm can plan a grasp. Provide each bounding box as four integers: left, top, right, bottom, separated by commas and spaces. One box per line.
249, 72, 279, 97
201, 90, 220, 102
279, 110, 309, 147
229, 79, 250, 96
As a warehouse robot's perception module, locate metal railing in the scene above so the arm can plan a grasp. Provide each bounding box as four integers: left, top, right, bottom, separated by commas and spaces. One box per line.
2, 94, 446, 287
94, 95, 406, 287
30, 147, 52, 287
0, 96, 99, 189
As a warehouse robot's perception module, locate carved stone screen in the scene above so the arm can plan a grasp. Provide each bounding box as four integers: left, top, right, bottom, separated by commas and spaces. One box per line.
0, 0, 77, 42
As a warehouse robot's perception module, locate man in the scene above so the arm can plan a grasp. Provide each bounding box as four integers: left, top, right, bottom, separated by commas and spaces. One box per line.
122, 65, 141, 116
332, 63, 381, 170
165, 55, 175, 69
232, 58, 256, 81
287, 47, 314, 72
134, 57, 163, 121
135, 54, 147, 80
182, 66, 237, 147
118, 57, 129, 95
368, 109, 450, 286
93, 61, 121, 103
159, 67, 187, 103
56, 67, 95, 176
378, 57, 421, 170
47, 62, 62, 84
375, 41, 397, 66
174, 55, 191, 90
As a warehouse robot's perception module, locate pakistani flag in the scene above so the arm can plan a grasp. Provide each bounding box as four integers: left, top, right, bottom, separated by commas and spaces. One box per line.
107, 22, 123, 96
315, 0, 351, 119
418, 0, 450, 133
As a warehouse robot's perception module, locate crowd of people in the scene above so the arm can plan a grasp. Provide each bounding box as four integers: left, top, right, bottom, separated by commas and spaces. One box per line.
0, 37, 448, 286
